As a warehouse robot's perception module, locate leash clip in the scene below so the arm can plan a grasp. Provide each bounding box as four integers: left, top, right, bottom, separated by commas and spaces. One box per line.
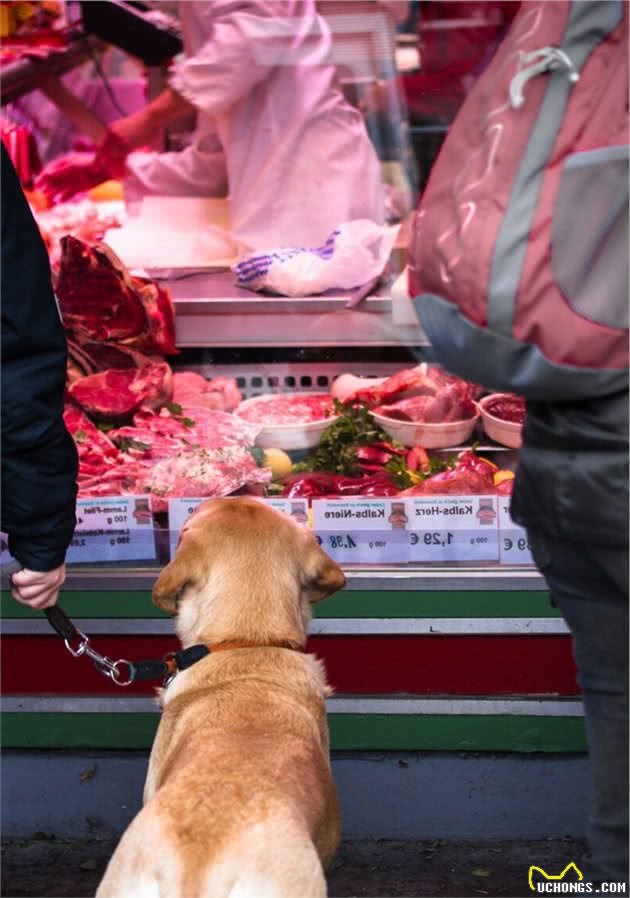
63, 629, 133, 687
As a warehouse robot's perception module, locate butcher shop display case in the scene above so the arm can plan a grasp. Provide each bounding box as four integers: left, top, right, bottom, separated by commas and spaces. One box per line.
1, 230, 533, 575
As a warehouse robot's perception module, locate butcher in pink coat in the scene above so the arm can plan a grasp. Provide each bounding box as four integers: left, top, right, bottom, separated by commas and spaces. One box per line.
39, 0, 384, 250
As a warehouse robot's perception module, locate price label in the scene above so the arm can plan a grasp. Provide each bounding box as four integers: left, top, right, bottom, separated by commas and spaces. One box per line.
167, 496, 311, 559
408, 495, 499, 563
66, 496, 156, 565
261, 497, 310, 527
498, 498, 534, 565
167, 498, 205, 558
315, 530, 409, 564
312, 499, 410, 564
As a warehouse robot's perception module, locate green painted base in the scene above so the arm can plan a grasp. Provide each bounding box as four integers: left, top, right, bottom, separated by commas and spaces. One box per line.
1, 590, 558, 620
1, 713, 586, 753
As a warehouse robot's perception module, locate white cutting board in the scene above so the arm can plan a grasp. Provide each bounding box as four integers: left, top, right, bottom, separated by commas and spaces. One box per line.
104, 196, 240, 269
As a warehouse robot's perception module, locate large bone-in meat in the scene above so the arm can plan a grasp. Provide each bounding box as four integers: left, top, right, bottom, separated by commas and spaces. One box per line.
55, 236, 177, 354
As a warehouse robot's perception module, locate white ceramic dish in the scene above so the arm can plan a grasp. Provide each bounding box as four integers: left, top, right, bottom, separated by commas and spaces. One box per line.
370, 410, 479, 449
235, 393, 339, 451
478, 393, 523, 448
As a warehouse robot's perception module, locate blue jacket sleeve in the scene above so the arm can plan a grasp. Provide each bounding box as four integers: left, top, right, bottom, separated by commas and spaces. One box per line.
1, 144, 78, 570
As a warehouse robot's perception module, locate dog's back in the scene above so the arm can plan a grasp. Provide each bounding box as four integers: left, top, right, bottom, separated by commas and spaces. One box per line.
98, 650, 340, 898
97, 499, 345, 898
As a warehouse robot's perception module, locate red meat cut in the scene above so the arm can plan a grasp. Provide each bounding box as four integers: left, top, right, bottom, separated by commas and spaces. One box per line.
68, 362, 173, 422
130, 278, 178, 355
55, 236, 178, 355
56, 236, 147, 342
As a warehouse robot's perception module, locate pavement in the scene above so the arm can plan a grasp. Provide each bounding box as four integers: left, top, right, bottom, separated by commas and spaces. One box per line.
1, 836, 588, 897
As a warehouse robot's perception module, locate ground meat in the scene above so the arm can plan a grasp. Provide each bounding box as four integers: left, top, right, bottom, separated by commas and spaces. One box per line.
485, 395, 525, 424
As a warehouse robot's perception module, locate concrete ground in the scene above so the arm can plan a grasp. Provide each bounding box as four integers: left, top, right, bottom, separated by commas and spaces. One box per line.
1, 836, 587, 897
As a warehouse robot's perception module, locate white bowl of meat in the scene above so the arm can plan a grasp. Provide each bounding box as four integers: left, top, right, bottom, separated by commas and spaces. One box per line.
235, 392, 339, 450
371, 409, 479, 449
364, 364, 480, 449
478, 393, 525, 448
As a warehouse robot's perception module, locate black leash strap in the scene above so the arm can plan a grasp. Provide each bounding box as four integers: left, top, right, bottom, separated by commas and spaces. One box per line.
1, 562, 209, 688
44, 605, 209, 687
45, 605, 79, 641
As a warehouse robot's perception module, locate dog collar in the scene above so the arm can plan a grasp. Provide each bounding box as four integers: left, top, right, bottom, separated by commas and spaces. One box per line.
159, 640, 305, 682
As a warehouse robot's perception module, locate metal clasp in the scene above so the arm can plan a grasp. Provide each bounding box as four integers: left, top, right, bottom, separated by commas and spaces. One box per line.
63, 629, 133, 687
510, 46, 580, 109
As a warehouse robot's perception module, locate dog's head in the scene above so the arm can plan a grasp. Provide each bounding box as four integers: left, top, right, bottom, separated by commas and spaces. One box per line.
153, 497, 346, 648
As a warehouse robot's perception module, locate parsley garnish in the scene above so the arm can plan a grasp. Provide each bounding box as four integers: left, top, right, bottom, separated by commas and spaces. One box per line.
294, 400, 397, 476
118, 437, 152, 453
247, 446, 266, 467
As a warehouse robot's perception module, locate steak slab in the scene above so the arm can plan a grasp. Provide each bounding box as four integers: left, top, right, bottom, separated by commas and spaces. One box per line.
68, 362, 173, 422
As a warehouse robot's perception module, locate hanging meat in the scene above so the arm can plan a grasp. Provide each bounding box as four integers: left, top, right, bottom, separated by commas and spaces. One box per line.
55, 236, 177, 355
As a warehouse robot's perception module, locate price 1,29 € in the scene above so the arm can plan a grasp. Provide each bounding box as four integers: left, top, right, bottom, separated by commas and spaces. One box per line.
410, 531, 454, 548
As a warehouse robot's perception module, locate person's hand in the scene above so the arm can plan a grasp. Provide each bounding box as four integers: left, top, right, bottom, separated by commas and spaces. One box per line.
35, 131, 129, 204
10, 565, 66, 609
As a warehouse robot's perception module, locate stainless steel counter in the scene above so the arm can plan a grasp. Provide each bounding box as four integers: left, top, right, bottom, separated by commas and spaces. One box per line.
165, 271, 427, 348
35, 566, 543, 593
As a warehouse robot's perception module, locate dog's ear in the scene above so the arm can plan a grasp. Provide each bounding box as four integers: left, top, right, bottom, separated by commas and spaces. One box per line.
152, 537, 204, 614
302, 539, 346, 604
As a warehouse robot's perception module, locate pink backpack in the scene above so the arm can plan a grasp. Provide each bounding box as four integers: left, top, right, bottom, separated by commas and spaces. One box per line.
408, 0, 628, 400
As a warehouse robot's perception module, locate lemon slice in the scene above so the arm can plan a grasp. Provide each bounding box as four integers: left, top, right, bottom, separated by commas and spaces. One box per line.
494, 470, 515, 486
263, 448, 293, 480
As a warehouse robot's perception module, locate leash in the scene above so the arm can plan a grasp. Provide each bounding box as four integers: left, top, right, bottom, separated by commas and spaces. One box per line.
1, 558, 208, 687
43, 603, 211, 687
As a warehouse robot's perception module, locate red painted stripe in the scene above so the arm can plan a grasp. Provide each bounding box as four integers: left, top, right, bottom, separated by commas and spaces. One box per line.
1, 634, 579, 696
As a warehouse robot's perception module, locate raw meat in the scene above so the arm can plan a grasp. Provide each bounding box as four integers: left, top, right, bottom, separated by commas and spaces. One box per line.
55, 236, 178, 355
148, 447, 271, 513
374, 381, 477, 423
128, 278, 178, 356
484, 394, 526, 424
64, 405, 120, 464
283, 471, 398, 498
64, 405, 147, 499
330, 374, 387, 404
171, 372, 241, 411
401, 468, 494, 496
236, 393, 335, 425
401, 452, 496, 496
68, 362, 173, 422
343, 363, 482, 413
108, 426, 188, 460
67, 338, 154, 376
56, 236, 147, 342
349, 364, 437, 407
125, 407, 260, 449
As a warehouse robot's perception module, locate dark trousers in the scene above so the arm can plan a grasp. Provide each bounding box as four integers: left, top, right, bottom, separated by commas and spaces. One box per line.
527, 528, 629, 887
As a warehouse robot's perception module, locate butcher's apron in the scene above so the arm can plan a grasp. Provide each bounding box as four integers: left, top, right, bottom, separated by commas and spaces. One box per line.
125, 0, 384, 249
